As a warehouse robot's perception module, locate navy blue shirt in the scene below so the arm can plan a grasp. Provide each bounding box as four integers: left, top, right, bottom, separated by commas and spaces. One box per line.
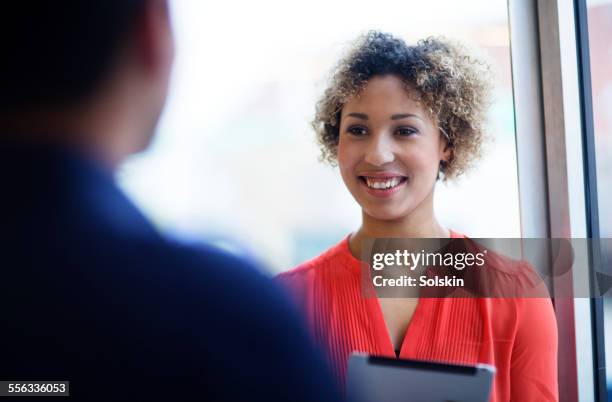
0, 141, 340, 401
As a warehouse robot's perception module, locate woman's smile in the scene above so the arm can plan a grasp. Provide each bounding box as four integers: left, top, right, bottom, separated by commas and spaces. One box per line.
358, 172, 408, 198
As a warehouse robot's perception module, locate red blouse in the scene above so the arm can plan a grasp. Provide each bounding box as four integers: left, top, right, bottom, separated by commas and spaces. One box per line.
276, 233, 559, 402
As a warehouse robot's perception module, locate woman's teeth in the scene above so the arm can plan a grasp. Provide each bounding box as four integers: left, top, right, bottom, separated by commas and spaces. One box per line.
365, 177, 403, 190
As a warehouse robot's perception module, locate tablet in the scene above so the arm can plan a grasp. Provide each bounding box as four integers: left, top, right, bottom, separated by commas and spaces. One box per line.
346, 353, 496, 402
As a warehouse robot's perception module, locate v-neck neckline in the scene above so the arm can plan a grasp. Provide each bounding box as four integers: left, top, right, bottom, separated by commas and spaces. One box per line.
342, 230, 461, 359
365, 291, 427, 359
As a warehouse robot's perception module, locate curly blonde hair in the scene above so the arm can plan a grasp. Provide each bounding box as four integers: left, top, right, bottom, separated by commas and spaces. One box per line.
313, 31, 493, 180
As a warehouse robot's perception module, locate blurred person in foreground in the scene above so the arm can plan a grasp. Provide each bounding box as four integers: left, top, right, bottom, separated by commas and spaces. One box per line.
0, 1, 339, 401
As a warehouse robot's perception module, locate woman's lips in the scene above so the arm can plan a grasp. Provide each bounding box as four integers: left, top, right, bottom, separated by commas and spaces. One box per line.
358, 174, 408, 198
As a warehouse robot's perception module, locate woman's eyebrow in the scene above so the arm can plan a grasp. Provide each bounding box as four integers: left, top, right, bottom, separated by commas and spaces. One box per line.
344, 112, 423, 121
345, 112, 368, 120
391, 113, 423, 121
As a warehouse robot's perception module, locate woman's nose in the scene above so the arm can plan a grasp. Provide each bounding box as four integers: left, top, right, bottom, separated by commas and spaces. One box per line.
364, 134, 395, 166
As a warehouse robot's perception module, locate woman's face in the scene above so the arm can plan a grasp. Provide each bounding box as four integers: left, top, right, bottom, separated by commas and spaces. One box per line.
337, 74, 450, 222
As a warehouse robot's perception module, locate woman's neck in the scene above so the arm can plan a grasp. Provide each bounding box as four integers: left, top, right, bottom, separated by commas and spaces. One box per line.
348, 197, 450, 260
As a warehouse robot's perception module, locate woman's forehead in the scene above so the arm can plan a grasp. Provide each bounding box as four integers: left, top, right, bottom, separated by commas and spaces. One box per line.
348, 75, 420, 102
342, 76, 428, 120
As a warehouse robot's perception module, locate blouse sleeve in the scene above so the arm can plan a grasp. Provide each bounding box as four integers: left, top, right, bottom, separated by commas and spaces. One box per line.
510, 279, 559, 401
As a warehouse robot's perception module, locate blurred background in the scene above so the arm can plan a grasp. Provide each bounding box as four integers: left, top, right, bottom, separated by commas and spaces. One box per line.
118, 0, 520, 274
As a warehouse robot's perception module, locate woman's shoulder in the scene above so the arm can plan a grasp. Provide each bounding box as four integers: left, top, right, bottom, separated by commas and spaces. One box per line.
446, 231, 553, 301
274, 236, 357, 310
454, 233, 549, 283
276, 235, 356, 284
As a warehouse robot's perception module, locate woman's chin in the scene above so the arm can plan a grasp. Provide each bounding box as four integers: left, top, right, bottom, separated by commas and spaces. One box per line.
363, 206, 412, 223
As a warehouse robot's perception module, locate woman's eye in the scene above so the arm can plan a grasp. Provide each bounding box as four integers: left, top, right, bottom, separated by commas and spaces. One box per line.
397, 127, 417, 136
347, 126, 367, 136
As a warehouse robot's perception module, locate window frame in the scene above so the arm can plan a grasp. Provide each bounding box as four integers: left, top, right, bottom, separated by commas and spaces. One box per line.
508, 0, 605, 400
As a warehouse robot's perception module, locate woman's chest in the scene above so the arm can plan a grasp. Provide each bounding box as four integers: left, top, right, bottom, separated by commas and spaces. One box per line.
378, 298, 419, 351
315, 293, 486, 365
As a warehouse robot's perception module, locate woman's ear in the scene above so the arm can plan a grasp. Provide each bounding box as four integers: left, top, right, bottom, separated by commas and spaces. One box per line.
439, 131, 454, 164
442, 142, 453, 164
436, 131, 453, 182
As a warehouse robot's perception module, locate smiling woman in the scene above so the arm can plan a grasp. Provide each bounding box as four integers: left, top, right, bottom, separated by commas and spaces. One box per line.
276, 31, 558, 402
